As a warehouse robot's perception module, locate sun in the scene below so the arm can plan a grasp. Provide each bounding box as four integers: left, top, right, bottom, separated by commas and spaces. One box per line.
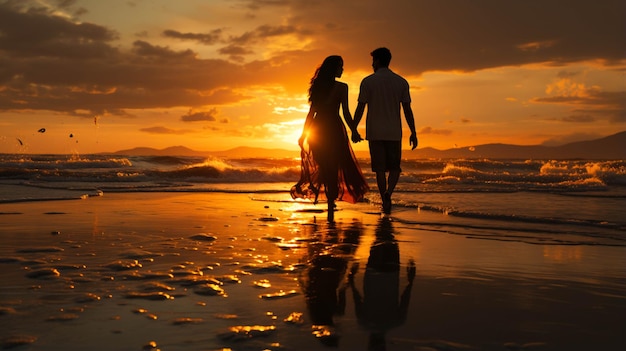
274, 118, 306, 146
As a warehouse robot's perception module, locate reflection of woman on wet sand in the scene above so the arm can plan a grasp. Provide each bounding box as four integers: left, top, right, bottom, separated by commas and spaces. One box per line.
291, 55, 369, 222
299, 221, 363, 346
348, 217, 415, 351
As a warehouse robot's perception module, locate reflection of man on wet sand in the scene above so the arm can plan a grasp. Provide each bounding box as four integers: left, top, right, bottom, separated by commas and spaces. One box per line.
348, 217, 416, 351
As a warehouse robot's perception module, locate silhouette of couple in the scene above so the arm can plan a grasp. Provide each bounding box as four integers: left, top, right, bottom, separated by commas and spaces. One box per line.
291, 47, 418, 222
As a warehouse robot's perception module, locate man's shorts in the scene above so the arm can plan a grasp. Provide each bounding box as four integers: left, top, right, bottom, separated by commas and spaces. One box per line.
368, 140, 402, 172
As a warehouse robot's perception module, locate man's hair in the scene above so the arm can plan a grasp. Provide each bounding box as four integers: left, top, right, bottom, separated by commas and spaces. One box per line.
371, 47, 391, 67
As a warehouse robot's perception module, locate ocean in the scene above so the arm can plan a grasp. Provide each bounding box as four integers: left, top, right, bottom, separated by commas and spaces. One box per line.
1, 153, 624, 247
1, 153, 625, 350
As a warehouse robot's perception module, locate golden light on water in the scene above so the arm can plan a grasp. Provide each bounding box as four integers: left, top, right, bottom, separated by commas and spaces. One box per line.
542, 246, 583, 262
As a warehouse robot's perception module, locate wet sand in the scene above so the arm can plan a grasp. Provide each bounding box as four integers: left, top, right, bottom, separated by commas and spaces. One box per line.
0, 192, 624, 351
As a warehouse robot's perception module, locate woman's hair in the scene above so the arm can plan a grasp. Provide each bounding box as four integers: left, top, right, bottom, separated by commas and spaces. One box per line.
308, 55, 343, 104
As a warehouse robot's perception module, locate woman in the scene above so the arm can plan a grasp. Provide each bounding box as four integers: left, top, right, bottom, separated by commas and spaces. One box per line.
291, 55, 369, 222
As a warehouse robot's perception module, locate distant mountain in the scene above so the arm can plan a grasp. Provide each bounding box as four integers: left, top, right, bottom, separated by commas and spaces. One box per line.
110, 131, 626, 160
408, 131, 625, 159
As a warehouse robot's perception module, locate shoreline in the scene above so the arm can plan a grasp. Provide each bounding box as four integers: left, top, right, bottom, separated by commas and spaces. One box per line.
1, 192, 624, 350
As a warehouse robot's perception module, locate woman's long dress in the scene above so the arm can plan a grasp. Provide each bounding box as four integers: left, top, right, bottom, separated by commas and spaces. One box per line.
291, 97, 369, 204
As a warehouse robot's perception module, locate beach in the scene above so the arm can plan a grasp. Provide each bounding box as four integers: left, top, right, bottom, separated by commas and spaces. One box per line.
1, 192, 624, 351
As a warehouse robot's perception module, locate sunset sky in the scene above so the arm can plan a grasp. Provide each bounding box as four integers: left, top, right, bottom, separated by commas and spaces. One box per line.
0, 0, 624, 155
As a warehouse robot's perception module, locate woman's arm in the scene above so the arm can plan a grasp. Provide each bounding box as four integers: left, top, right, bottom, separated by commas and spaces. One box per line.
299, 104, 316, 147
339, 82, 353, 127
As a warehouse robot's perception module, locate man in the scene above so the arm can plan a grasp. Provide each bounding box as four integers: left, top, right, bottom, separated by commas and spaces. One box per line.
352, 47, 417, 214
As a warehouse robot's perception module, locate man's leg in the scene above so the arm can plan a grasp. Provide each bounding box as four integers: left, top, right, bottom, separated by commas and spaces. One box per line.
383, 140, 402, 213
386, 169, 400, 196
375, 171, 387, 198
376, 171, 392, 214
370, 141, 393, 213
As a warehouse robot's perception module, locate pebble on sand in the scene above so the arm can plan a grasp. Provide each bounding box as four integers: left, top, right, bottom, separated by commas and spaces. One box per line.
26, 268, 60, 279
142, 340, 158, 350
259, 290, 299, 299
172, 317, 204, 325
194, 283, 225, 296
283, 312, 304, 324
124, 292, 174, 301
0, 307, 17, 316
105, 260, 143, 271
1, 335, 37, 349
252, 279, 271, 288
74, 293, 101, 303
46, 313, 80, 322
189, 233, 218, 241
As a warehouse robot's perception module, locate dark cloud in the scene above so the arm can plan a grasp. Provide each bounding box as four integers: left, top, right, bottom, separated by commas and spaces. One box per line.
132, 40, 197, 60
163, 29, 223, 45
243, 0, 291, 11
218, 44, 255, 61
230, 24, 303, 45
1, 0, 623, 123
181, 108, 218, 122
280, 0, 626, 74
0, 3, 283, 115
418, 127, 453, 135
533, 91, 626, 123
0, 2, 118, 59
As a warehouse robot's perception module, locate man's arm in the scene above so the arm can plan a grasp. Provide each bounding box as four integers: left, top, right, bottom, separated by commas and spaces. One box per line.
353, 101, 366, 128
402, 101, 418, 150
352, 101, 367, 143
